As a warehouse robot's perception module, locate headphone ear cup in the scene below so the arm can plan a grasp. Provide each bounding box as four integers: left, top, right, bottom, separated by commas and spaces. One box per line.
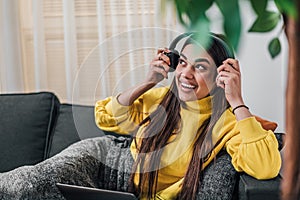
167, 32, 194, 71
169, 50, 180, 70
164, 50, 180, 71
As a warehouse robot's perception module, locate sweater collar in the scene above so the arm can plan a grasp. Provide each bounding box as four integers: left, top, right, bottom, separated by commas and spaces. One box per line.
181, 95, 212, 114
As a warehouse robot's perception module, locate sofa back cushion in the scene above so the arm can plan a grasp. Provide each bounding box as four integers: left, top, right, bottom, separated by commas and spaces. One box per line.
47, 104, 105, 158
0, 92, 59, 172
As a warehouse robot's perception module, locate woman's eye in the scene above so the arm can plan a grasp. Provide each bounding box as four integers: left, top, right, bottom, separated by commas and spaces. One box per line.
179, 58, 187, 66
195, 64, 206, 70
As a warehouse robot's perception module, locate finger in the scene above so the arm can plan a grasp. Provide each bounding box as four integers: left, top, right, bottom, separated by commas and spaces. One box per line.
217, 63, 234, 74
157, 47, 168, 54
155, 52, 171, 66
160, 52, 171, 66
151, 61, 169, 78
217, 65, 241, 81
153, 60, 170, 72
217, 71, 240, 88
160, 52, 171, 65
217, 70, 233, 79
223, 59, 240, 71
216, 75, 225, 89
217, 63, 230, 73
154, 66, 168, 79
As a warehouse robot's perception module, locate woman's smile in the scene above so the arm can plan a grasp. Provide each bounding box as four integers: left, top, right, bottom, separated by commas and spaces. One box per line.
180, 81, 196, 90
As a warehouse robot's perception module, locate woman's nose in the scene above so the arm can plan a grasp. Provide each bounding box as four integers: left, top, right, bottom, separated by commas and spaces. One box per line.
181, 64, 194, 79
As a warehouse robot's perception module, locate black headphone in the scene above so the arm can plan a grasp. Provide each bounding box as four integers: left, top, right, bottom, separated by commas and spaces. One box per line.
168, 32, 235, 59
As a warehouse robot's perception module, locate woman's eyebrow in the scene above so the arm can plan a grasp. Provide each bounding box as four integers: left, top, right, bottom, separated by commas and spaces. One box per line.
180, 53, 211, 64
195, 58, 210, 64
180, 53, 187, 60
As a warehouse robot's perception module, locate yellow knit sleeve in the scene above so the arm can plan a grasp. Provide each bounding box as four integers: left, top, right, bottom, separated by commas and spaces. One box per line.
94, 87, 169, 134
94, 95, 144, 134
225, 117, 282, 180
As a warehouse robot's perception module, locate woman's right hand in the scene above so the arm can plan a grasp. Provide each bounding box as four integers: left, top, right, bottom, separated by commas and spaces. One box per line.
145, 48, 171, 84
117, 48, 171, 106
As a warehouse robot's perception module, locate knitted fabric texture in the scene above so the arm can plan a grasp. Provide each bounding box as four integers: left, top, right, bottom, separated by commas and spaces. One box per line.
0, 135, 237, 200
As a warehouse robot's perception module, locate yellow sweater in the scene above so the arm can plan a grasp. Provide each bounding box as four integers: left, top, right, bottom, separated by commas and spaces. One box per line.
95, 87, 281, 200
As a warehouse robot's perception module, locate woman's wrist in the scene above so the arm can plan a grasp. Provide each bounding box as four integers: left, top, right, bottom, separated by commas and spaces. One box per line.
232, 104, 252, 121
228, 96, 244, 109
232, 104, 249, 114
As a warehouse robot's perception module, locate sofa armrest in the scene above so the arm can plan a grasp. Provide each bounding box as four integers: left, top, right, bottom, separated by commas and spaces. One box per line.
238, 173, 281, 200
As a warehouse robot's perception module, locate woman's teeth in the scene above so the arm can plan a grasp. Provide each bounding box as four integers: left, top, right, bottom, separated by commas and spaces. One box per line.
181, 82, 196, 89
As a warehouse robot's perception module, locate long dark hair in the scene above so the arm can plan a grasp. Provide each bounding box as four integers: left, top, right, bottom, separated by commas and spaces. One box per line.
129, 33, 234, 200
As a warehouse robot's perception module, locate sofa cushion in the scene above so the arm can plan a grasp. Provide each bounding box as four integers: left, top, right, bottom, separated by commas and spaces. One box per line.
0, 92, 59, 172
238, 173, 281, 200
47, 104, 106, 158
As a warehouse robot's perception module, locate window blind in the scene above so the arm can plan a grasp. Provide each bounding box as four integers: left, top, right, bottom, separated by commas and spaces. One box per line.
18, 0, 179, 104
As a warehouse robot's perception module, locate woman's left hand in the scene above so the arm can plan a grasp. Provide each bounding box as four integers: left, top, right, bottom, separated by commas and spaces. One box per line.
215, 58, 244, 108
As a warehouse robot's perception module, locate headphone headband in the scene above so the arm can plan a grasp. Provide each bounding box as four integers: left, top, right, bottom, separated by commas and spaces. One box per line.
169, 32, 234, 58
169, 32, 194, 50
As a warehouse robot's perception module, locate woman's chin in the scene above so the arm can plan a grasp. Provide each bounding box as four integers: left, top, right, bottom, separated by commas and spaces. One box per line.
178, 92, 197, 102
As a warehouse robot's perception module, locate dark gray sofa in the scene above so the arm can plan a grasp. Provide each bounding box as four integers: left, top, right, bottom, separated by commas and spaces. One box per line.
0, 91, 283, 199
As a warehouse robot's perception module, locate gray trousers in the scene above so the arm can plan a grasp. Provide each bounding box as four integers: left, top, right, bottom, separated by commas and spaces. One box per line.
0, 135, 237, 200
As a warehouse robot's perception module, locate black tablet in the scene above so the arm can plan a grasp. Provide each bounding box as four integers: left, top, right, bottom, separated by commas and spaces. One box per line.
56, 183, 137, 200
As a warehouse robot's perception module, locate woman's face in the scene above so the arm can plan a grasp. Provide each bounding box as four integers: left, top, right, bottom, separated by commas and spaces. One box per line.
175, 44, 217, 102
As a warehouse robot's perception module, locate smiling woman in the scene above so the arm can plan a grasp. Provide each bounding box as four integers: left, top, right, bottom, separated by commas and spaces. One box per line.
95, 32, 282, 200
0, 30, 283, 200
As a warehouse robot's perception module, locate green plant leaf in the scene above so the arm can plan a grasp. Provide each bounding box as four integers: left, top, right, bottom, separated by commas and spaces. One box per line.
250, 0, 268, 15
188, 0, 214, 16
173, 0, 214, 29
249, 11, 281, 32
274, 0, 297, 18
179, 0, 213, 27
268, 37, 281, 58
189, 14, 211, 45
215, 0, 242, 51
174, 0, 190, 27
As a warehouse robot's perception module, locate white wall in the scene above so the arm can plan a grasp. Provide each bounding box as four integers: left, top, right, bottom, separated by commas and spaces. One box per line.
208, 1, 287, 132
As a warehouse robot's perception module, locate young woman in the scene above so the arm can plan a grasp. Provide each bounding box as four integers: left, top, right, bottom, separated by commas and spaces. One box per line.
0, 32, 281, 200
95, 32, 282, 200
